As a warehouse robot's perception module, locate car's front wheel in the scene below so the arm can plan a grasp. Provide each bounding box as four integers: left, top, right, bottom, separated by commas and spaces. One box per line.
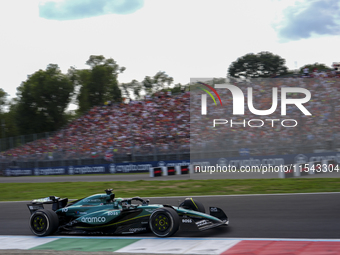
179, 198, 205, 213
149, 207, 179, 237
29, 209, 59, 236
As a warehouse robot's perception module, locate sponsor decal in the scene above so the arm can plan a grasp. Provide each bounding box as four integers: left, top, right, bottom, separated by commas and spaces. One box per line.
182, 218, 193, 223
68, 166, 74, 175
309, 153, 340, 163
129, 227, 146, 232
73, 166, 105, 174
210, 207, 218, 212
29, 205, 43, 210
217, 158, 228, 167
32, 197, 58, 203
109, 164, 116, 174
61, 208, 68, 213
160, 161, 190, 168
107, 211, 119, 216
5, 160, 190, 176
115, 163, 152, 173
196, 219, 209, 227
81, 217, 106, 223
145, 209, 155, 213
5, 169, 32, 176
38, 168, 65, 175
75, 211, 87, 215
295, 154, 308, 164
83, 199, 101, 203
158, 161, 166, 167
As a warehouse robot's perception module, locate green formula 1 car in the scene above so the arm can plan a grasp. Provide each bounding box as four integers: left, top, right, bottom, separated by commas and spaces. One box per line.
27, 189, 229, 237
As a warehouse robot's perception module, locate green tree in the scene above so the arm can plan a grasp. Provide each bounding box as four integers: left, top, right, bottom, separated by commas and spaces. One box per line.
15, 64, 74, 134
171, 83, 183, 94
228, 51, 288, 79
153, 71, 173, 91
299, 63, 332, 73
0, 100, 20, 140
121, 79, 143, 100
0, 88, 8, 114
142, 71, 173, 95
75, 55, 125, 113
142, 76, 153, 95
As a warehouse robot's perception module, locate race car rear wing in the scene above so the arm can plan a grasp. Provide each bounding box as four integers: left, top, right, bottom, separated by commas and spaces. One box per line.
27, 196, 68, 214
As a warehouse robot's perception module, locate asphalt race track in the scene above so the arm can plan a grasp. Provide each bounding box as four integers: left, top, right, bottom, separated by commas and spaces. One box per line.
1, 193, 340, 239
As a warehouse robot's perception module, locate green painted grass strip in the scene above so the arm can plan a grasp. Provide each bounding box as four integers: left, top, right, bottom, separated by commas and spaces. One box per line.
30, 238, 140, 252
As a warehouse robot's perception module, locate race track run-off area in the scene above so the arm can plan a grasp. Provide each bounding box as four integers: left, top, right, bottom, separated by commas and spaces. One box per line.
1, 193, 340, 254
1, 236, 340, 254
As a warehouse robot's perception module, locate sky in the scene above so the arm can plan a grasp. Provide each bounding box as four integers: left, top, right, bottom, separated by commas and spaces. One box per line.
1, 0, 340, 104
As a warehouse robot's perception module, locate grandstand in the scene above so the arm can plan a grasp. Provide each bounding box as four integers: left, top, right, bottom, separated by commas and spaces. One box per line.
0, 92, 190, 171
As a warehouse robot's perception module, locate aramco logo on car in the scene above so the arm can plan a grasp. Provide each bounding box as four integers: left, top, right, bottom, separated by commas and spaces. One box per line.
81, 217, 106, 223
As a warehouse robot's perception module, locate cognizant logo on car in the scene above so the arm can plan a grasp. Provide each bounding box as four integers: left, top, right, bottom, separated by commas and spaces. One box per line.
81, 217, 106, 223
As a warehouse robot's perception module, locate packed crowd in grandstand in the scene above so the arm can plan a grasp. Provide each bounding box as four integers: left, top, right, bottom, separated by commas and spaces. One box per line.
0, 92, 190, 161
1, 73, 340, 162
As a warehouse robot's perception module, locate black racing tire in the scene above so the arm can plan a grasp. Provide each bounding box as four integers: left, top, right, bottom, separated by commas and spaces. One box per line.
149, 207, 179, 237
29, 209, 59, 236
191, 199, 205, 213
179, 198, 205, 213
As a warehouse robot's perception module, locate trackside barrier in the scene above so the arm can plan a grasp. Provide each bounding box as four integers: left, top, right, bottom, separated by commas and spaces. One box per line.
149, 165, 191, 177
6, 152, 340, 177
167, 166, 176, 175
178, 165, 189, 174
149, 167, 164, 177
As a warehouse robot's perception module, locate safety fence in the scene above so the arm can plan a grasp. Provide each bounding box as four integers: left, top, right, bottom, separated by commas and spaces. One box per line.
2, 150, 340, 178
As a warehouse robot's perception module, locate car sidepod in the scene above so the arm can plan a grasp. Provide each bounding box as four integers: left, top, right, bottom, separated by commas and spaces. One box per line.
57, 206, 154, 235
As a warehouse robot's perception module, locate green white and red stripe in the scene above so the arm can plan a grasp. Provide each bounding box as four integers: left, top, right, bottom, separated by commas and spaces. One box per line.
0, 236, 340, 254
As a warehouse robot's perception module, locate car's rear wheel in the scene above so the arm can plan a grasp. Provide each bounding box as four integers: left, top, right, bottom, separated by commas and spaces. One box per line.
149, 207, 179, 237
29, 209, 59, 236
